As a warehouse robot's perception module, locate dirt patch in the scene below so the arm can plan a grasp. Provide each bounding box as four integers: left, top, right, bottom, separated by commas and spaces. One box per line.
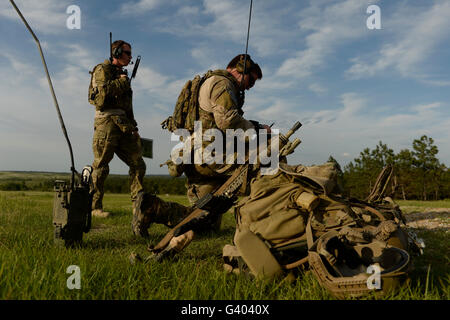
402, 208, 450, 231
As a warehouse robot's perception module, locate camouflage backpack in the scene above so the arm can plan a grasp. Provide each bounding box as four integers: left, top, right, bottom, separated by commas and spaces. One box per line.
88, 63, 106, 110
161, 70, 238, 133
161, 74, 203, 133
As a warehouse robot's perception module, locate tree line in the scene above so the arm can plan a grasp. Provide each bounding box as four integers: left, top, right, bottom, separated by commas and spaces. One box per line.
334, 135, 449, 200
0, 175, 188, 195
1, 135, 448, 200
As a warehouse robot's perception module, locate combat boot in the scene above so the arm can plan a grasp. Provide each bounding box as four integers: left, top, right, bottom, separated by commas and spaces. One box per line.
92, 209, 111, 218
132, 192, 156, 238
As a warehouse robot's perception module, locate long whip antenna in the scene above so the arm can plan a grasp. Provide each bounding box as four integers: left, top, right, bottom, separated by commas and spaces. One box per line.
239, 0, 253, 98
9, 0, 76, 189
110, 32, 113, 62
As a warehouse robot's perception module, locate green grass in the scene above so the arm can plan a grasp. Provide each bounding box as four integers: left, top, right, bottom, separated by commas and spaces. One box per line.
397, 199, 450, 209
0, 191, 448, 300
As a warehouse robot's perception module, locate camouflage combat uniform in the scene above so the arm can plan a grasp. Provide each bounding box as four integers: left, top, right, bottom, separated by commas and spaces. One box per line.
138, 70, 255, 232
89, 59, 146, 211
186, 70, 254, 208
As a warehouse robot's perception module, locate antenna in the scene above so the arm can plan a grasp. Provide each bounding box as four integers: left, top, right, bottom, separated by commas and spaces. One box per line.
10, 0, 76, 189
109, 32, 113, 62
239, 0, 253, 98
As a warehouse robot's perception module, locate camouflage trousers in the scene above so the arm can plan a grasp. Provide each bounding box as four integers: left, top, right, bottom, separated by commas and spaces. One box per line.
91, 116, 146, 210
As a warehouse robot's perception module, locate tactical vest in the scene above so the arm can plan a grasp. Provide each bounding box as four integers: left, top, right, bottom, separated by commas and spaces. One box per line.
161, 70, 245, 178
88, 60, 132, 112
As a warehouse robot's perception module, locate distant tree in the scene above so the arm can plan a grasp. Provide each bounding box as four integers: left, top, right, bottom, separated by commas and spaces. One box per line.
412, 135, 440, 200
343, 141, 394, 198
394, 149, 417, 200
441, 167, 450, 199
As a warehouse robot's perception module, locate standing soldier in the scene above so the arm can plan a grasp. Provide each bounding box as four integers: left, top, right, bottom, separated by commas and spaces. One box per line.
132, 54, 270, 237
88, 40, 146, 218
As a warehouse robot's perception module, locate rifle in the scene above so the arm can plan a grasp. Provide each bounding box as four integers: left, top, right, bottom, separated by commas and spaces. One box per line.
150, 121, 303, 258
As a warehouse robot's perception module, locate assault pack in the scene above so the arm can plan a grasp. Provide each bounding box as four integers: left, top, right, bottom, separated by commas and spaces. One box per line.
160, 73, 203, 133
88, 63, 106, 109
161, 70, 238, 133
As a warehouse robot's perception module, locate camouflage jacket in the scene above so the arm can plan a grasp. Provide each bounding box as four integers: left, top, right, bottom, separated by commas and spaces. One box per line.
89, 59, 137, 127
198, 70, 254, 132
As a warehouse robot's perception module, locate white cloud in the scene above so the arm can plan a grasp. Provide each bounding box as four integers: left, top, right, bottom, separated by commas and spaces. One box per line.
346, 2, 450, 82
147, 0, 298, 58
201, 0, 299, 57
190, 45, 221, 70
308, 83, 327, 95
176, 5, 199, 17
276, 0, 376, 79
255, 92, 450, 167
119, 0, 162, 15
1, 0, 71, 34
134, 66, 187, 104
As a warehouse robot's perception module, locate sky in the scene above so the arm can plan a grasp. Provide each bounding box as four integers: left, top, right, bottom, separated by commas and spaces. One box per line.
1, 0, 449, 175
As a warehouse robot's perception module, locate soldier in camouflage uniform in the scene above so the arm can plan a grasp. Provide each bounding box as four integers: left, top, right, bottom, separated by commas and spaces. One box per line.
133, 54, 270, 237
88, 40, 146, 218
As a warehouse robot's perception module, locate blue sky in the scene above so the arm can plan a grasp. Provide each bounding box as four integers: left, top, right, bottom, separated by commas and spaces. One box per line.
1, 0, 449, 175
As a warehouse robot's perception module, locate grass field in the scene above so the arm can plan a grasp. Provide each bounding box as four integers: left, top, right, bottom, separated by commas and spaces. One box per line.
0, 190, 449, 300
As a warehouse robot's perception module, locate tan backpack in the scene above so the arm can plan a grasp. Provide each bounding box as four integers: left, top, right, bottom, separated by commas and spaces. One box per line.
161, 70, 239, 133
88, 64, 107, 110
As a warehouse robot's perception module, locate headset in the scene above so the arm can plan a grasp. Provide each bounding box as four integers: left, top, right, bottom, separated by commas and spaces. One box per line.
112, 40, 126, 59
236, 54, 253, 75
